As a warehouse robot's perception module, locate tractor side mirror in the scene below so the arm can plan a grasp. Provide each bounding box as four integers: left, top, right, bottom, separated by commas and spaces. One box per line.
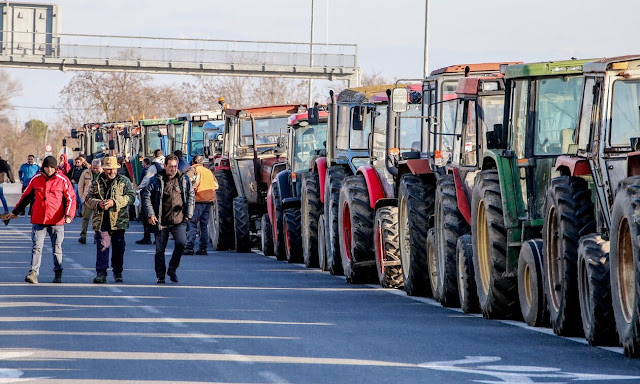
123, 127, 131, 139
62, 139, 67, 147
392, 88, 409, 113
631, 137, 640, 152
95, 131, 105, 142
308, 106, 319, 126
73, 147, 81, 152
216, 133, 224, 142
71, 129, 78, 139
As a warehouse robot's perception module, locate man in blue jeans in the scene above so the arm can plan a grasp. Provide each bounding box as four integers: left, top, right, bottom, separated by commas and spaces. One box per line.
0, 156, 15, 214
18, 155, 39, 215
142, 154, 194, 284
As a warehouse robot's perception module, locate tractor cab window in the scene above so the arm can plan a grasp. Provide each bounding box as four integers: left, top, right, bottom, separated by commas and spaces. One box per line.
91, 131, 107, 158
172, 123, 185, 154
610, 80, 640, 147
479, 95, 504, 156
336, 105, 350, 150
145, 126, 162, 157
239, 117, 288, 147
399, 103, 422, 152
434, 81, 458, 157
190, 121, 206, 157
349, 105, 372, 150
292, 123, 328, 172
510, 79, 529, 159
462, 100, 477, 166
534, 76, 584, 155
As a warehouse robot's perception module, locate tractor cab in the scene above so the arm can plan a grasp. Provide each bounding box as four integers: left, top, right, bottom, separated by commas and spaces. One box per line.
202, 119, 226, 162
175, 110, 224, 163
285, 106, 328, 192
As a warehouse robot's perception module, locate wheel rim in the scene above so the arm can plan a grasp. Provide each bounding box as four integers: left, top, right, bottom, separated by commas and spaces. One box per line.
284, 221, 291, 257
458, 247, 466, 303
523, 262, 533, 308
211, 203, 220, 245
427, 234, 437, 294
318, 216, 326, 270
546, 205, 562, 311
342, 202, 352, 262
579, 256, 592, 327
617, 216, 635, 323
261, 219, 267, 251
476, 199, 491, 295
435, 201, 445, 286
376, 218, 385, 278
399, 197, 411, 280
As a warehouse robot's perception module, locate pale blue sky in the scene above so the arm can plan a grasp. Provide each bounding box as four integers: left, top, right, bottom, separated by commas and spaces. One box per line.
6, 0, 640, 125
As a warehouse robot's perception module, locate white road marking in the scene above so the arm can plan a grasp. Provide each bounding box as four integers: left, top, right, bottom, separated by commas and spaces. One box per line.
142, 305, 161, 314
259, 371, 291, 384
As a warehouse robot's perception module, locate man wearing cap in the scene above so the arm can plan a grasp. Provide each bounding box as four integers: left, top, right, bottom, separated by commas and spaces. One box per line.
84, 156, 135, 283
4, 155, 75, 284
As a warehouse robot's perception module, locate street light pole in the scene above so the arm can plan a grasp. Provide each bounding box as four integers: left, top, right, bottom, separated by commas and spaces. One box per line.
423, 0, 429, 78
308, 0, 315, 106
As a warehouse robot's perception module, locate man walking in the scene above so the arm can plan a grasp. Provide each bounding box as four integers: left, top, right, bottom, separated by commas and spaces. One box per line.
84, 156, 135, 283
4, 156, 75, 284
174, 150, 190, 173
142, 154, 194, 284
184, 155, 217, 255
68, 156, 88, 216
135, 158, 153, 245
0, 156, 15, 214
135, 151, 164, 245
78, 159, 102, 244
18, 155, 39, 215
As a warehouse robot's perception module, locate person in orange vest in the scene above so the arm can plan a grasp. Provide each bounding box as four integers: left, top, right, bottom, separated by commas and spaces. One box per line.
184, 155, 218, 255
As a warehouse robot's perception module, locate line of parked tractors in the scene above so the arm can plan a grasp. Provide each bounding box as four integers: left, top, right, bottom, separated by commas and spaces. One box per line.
68, 55, 640, 357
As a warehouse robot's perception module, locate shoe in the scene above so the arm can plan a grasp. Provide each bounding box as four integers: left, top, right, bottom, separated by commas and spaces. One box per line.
24, 271, 38, 284
93, 275, 107, 284
167, 271, 178, 283
183, 248, 194, 255
136, 238, 152, 245
53, 270, 62, 283
114, 273, 123, 283
78, 237, 86, 244
195, 249, 208, 255
157, 277, 165, 284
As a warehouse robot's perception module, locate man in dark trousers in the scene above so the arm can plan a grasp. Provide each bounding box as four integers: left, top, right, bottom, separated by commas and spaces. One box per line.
135, 158, 153, 245
84, 156, 135, 283
142, 154, 194, 284
0, 156, 15, 214
18, 155, 39, 215
3, 155, 75, 284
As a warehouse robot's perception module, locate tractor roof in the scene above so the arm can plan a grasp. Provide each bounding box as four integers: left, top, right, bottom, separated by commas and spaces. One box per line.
584, 55, 640, 73
505, 59, 591, 79
226, 104, 305, 118
287, 110, 329, 126
429, 62, 521, 76
455, 75, 505, 96
337, 84, 395, 104
139, 118, 181, 126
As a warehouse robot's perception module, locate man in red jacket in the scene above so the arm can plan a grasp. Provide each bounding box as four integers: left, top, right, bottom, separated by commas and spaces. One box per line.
5, 155, 75, 284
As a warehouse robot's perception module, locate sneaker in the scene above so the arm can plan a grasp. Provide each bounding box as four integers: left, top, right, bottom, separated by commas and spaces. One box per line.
24, 271, 38, 284
53, 271, 62, 284
183, 248, 194, 255
135, 238, 153, 245
195, 249, 208, 255
167, 271, 178, 283
93, 275, 107, 284
157, 277, 165, 284
78, 237, 86, 244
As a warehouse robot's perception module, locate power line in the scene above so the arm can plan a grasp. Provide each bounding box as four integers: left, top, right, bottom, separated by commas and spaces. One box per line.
13, 105, 87, 111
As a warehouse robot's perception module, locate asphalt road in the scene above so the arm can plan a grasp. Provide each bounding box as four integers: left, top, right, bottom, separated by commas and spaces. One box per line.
1, 198, 640, 383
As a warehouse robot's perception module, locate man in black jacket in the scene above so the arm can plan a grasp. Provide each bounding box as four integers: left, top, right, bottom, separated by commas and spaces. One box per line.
141, 154, 194, 284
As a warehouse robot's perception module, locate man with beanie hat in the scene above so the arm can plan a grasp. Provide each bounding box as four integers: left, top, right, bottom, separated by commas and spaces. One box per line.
3, 155, 75, 284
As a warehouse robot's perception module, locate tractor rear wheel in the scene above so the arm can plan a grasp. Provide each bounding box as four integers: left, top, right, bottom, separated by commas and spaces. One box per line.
518, 239, 549, 327
543, 176, 595, 336
375, 206, 403, 289
210, 170, 236, 251
610, 176, 640, 357
284, 208, 303, 263
457, 235, 479, 313
338, 175, 376, 284
398, 174, 435, 297
471, 170, 519, 319
272, 184, 286, 261
578, 234, 617, 346
324, 166, 347, 275
318, 214, 328, 271
260, 213, 274, 256
435, 174, 468, 307
233, 196, 251, 253
302, 172, 322, 268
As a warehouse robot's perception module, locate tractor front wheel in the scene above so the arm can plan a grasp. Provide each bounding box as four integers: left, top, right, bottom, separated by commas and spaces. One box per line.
375, 206, 403, 289
260, 213, 274, 256
284, 208, 303, 263
210, 170, 236, 251
233, 197, 251, 253
302, 172, 322, 268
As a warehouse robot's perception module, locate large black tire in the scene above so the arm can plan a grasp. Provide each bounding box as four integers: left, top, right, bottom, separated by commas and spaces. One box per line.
233, 196, 251, 253
518, 239, 549, 327
578, 234, 617, 346
543, 176, 595, 336
284, 208, 303, 263
471, 169, 519, 319
301, 172, 322, 268
272, 183, 286, 261
210, 170, 236, 251
426, 228, 439, 301
457, 234, 479, 314
317, 214, 328, 271
435, 174, 468, 307
375, 206, 403, 289
260, 213, 274, 256
338, 175, 376, 284
398, 174, 435, 297
610, 176, 640, 357
324, 166, 347, 275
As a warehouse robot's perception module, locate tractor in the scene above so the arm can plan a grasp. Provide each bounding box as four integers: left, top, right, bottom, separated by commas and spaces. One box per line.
175, 110, 225, 163
390, 62, 513, 298
264, 106, 328, 262
547, 56, 640, 354
470, 59, 590, 323
209, 105, 302, 252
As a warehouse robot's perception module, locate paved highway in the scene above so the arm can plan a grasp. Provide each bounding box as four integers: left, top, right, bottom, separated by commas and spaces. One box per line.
0, 189, 639, 383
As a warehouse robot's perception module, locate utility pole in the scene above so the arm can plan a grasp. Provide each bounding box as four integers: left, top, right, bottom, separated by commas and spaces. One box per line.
308, 0, 315, 106
423, 0, 430, 78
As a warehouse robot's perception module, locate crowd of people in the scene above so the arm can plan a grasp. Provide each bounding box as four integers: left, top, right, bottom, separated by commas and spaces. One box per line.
0, 150, 218, 285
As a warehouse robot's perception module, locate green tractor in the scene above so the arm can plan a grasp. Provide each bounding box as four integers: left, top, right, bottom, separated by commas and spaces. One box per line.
471, 59, 590, 321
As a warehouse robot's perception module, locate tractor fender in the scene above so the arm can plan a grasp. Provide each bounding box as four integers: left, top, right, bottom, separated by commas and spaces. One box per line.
214, 157, 231, 171
406, 158, 432, 175
627, 151, 640, 177
275, 170, 293, 201
554, 155, 590, 176
452, 168, 472, 226
282, 197, 301, 211
315, 157, 328, 204
356, 165, 386, 209
374, 198, 397, 211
